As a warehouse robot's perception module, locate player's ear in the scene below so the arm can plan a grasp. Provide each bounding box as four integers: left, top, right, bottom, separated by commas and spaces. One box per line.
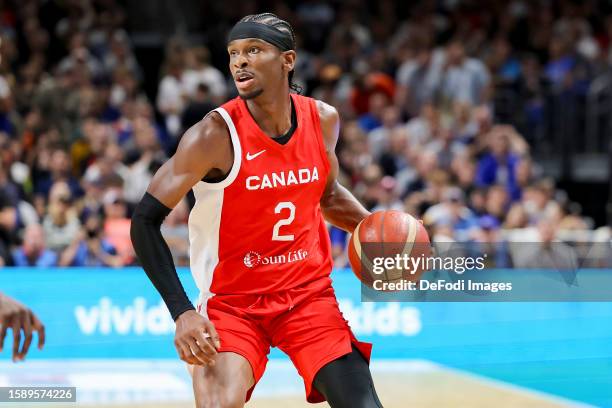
282, 50, 296, 74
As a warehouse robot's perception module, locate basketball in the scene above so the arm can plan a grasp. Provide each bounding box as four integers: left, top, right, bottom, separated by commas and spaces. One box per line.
348, 210, 431, 288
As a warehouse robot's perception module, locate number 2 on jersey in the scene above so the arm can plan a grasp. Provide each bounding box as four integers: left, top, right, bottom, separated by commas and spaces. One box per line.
272, 201, 295, 241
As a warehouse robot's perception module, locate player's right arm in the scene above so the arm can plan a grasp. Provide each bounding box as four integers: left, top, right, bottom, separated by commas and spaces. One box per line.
130, 112, 231, 366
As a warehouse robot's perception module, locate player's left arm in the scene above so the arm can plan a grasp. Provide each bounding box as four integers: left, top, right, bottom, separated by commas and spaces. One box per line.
318, 100, 370, 233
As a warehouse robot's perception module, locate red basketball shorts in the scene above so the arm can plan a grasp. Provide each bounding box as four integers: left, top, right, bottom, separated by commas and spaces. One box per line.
196, 276, 372, 403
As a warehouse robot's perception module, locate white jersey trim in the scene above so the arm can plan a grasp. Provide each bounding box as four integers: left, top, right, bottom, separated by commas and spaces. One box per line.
198, 107, 242, 190
189, 183, 224, 303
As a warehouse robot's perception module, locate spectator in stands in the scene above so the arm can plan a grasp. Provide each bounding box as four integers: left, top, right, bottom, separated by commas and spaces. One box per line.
0, 156, 20, 208
59, 213, 122, 267
42, 181, 81, 252
369, 105, 402, 162
440, 39, 491, 107
504, 203, 529, 229
82, 142, 127, 189
467, 187, 487, 217
424, 187, 477, 242
182, 46, 227, 104
58, 33, 103, 80
451, 153, 477, 195
402, 150, 438, 198
404, 103, 438, 147
34, 147, 82, 199
357, 91, 391, 132
521, 180, 563, 226
372, 176, 404, 212
12, 223, 57, 267
377, 125, 409, 176
358, 164, 384, 210
329, 225, 349, 268
545, 35, 576, 90
102, 31, 142, 82
0, 192, 17, 266
484, 184, 510, 222
181, 83, 215, 132
425, 124, 466, 170
469, 105, 494, 147
395, 41, 445, 117
161, 198, 190, 266
469, 215, 512, 268
512, 217, 578, 270
156, 54, 185, 137
102, 189, 133, 265
122, 116, 165, 204
486, 36, 522, 87
475, 126, 522, 200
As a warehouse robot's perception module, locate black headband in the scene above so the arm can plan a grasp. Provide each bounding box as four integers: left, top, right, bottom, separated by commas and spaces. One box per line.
227, 21, 293, 51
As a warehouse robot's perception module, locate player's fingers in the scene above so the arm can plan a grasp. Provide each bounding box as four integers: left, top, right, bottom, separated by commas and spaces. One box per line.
19, 312, 33, 360
31, 315, 45, 350
203, 321, 221, 350
194, 331, 217, 359
174, 341, 191, 364
0, 321, 8, 353
175, 340, 198, 365
12, 318, 22, 362
186, 337, 214, 366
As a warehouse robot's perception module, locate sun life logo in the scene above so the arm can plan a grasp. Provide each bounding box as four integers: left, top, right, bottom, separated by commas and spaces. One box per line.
244, 251, 261, 268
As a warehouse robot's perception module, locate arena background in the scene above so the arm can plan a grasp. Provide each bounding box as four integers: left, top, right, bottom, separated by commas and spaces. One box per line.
0, 0, 611, 407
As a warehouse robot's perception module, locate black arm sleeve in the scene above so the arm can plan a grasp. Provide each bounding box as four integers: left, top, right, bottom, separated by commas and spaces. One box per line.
130, 192, 195, 321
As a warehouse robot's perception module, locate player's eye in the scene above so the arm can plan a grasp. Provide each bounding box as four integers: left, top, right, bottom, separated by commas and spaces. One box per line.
249, 46, 260, 54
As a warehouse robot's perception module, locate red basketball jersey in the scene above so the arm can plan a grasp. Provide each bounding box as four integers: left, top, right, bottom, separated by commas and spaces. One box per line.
188, 94, 333, 306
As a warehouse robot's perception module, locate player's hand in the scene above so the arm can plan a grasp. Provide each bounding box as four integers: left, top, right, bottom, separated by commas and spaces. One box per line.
174, 310, 220, 366
0, 294, 46, 362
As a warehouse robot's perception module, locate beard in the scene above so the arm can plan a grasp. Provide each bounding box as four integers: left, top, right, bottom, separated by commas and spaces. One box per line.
238, 88, 264, 100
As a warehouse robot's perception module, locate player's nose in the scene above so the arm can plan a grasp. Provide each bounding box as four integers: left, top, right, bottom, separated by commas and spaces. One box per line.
233, 53, 248, 69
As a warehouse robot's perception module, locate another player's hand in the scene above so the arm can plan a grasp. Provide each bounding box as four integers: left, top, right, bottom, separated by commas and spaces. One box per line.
0, 294, 46, 362
174, 310, 220, 366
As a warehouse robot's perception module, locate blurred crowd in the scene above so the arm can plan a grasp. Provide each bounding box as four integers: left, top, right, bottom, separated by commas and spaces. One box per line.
0, 0, 610, 268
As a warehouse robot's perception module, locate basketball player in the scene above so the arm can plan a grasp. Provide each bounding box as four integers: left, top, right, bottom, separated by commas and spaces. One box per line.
131, 13, 382, 408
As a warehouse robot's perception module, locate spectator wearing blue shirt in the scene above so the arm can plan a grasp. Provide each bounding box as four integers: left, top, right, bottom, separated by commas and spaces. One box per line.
329, 226, 349, 268
545, 37, 575, 89
423, 187, 478, 242
12, 224, 57, 267
357, 92, 387, 132
59, 214, 122, 267
468, 215, 512, 268
34, 149, 83, 199
476, 126, 523, 200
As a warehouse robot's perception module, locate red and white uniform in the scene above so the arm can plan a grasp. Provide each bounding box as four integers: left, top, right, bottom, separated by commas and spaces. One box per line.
189, 94, 370, 402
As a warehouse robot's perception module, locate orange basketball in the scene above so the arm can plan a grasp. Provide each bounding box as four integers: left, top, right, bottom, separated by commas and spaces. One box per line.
348, 210, 431, 289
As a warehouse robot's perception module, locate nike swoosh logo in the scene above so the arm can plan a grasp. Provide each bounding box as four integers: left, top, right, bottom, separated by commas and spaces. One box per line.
246, 150, 266, 161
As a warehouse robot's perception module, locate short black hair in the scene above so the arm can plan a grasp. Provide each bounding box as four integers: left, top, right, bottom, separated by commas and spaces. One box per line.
238, 13, 302, 94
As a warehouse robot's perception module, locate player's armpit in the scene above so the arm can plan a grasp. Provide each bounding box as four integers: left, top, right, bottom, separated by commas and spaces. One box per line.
147, 111, 232, 209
